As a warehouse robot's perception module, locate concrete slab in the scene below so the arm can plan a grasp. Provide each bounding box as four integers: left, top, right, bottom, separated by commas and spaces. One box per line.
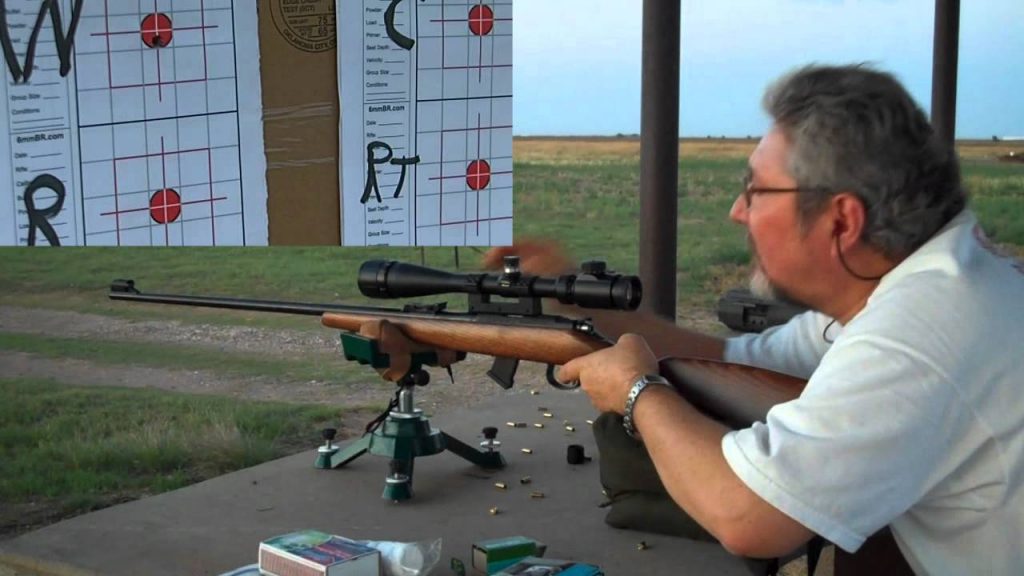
1, 387, 758, 575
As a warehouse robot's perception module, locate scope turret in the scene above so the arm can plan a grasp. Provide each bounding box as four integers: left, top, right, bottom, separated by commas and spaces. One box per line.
358, 259, 641, 311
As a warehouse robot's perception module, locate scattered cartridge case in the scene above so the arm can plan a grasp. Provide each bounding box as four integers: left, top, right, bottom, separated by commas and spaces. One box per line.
521, 448, 533, 454
494, 482, 508, 490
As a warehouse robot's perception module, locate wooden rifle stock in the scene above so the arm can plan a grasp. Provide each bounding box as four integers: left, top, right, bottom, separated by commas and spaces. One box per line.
321, 311, 605, 365
659, 358, 804, 429
321, 312, 806, 426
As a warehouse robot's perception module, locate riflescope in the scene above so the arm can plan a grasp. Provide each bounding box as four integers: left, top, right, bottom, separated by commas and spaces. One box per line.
358, 258, 642, 311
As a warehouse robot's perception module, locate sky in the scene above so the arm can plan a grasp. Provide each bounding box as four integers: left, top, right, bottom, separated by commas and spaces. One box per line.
512, 0, 1024, 139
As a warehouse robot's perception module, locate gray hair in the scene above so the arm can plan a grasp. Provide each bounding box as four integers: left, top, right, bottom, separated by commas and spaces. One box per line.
763, 64, 967, 259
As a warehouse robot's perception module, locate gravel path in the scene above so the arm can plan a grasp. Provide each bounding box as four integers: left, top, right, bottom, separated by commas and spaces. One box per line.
0, 305, 579, 411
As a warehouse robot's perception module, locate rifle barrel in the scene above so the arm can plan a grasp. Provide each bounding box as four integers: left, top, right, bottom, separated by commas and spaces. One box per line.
109, 280, 393, 316
107, 280, 585, 330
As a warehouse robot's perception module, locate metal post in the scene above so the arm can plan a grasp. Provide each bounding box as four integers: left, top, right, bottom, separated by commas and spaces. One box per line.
931, 0, 960, 145
639, 0, 680, 321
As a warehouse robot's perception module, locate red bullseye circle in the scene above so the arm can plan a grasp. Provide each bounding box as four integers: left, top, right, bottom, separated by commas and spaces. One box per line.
149, 189, 181, 224
141, 13, 173, 47
468, 4, 494, 36
466, 160, 491, 190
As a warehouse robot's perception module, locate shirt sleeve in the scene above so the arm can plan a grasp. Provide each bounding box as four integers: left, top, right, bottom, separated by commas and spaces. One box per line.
723, 311, 834, 379
722, 332, 960, 552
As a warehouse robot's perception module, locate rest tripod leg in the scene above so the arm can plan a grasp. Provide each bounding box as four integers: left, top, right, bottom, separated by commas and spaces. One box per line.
442, 428, 505, 469
322, 434, 371, 469
315, 427, 371, 469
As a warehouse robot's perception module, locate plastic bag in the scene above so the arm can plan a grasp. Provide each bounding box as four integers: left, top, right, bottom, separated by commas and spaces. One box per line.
357, 537, 443, 576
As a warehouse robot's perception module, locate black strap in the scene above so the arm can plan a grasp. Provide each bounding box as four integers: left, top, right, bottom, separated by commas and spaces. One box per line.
806, 536, 825, 575
763, 536, 826, 576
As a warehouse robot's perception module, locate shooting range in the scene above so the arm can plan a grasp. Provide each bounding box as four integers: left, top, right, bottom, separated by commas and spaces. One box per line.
3, 0, 1021, 575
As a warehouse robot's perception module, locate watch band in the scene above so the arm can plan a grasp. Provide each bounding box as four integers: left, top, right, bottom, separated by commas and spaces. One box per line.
622, 374, 671, 439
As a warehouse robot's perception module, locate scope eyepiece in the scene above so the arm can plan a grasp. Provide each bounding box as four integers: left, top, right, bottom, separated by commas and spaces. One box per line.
357, 260, 641, 311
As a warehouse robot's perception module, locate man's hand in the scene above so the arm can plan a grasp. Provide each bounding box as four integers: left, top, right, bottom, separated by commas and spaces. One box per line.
358, 319, 461, 382
557, 333, 660, 414
481, 238, 574, 276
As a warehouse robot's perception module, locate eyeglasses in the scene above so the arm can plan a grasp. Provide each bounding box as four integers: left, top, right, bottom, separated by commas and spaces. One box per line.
741, 173, 830, 208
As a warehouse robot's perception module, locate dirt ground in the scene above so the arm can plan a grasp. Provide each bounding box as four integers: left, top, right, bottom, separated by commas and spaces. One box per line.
0, 305, 728, 411
0, 305, 527, 412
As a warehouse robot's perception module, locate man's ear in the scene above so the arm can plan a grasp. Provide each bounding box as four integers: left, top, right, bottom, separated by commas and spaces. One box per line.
830, 193, 867, 250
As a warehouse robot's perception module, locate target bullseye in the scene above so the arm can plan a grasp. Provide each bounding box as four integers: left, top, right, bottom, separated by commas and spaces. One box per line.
149, 189, 182, 224
468, 4, 494, 36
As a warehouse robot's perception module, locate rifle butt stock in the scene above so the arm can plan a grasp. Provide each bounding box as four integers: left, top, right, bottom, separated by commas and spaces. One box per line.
660, 358, 805, 429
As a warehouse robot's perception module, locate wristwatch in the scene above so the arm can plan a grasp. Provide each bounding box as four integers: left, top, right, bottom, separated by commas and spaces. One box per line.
622, 374, 672, 439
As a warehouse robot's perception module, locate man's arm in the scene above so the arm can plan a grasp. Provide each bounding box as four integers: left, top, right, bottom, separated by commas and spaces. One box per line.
633, 385, 815, 557
558, 335, 814, 558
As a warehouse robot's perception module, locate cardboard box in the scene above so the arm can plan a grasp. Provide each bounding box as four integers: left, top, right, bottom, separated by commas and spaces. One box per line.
258, 530, 381, 576
258, 0, 341, 245
493, 557, 602, 576
472, 536, 546, 574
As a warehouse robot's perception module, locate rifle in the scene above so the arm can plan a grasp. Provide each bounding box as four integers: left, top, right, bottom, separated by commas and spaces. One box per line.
109, 258, 805, 430
109, 258, 804, 500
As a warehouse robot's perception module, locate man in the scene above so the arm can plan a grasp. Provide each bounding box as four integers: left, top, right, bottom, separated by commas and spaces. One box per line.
484, 65, 1024, 574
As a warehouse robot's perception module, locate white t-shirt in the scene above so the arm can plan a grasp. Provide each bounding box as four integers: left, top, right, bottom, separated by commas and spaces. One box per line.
722, 209, 1024, 576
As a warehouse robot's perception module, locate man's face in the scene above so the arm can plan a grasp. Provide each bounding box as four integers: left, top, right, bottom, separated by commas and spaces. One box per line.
729, 126, 828, 307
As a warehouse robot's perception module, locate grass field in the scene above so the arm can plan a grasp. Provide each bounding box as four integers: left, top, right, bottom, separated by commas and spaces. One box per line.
0, 378, 341, 534
1, 137, 1021, 538
4, 138, 1020, 313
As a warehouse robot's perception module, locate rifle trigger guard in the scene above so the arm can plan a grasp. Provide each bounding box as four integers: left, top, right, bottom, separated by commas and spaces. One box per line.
546, 364, 579, 390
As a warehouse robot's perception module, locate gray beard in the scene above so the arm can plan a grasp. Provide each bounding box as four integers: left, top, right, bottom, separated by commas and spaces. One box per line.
749, 267, 778, 300
749, 265, 807, 309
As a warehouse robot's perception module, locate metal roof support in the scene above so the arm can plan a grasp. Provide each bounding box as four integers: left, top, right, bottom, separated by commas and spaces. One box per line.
931, 0, 960, 145
639, 0, 681, 321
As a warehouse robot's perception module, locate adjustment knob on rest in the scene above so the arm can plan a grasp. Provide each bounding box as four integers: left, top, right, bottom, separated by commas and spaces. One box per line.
413, 370, 430, 386
399, 370, 430, 387
318, 428, 340, 463
480, 426, 501, 452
